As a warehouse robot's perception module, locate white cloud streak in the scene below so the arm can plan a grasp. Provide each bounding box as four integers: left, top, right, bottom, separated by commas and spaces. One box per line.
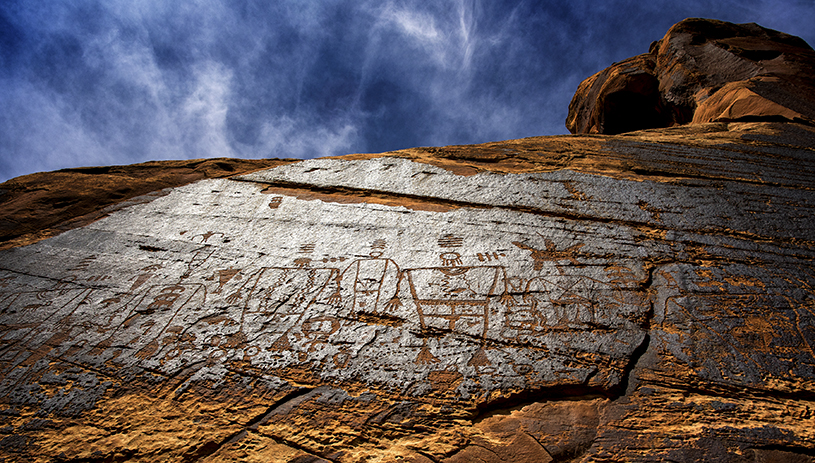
181, 62, 234, 157
374, 0, 482, 72
1, 0, 814, 182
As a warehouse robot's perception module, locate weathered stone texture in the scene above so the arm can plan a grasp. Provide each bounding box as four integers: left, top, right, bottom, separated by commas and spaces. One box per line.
0, 158, 294, 251
567, 18, 815, 134
0, 121, 813, 462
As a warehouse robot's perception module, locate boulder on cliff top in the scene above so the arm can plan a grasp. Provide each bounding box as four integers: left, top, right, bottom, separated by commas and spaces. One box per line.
566, 18, 815, 134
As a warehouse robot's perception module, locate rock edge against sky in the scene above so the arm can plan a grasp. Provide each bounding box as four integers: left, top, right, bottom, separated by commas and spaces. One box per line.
567, 18, 815, 134
0, 18, 814, 463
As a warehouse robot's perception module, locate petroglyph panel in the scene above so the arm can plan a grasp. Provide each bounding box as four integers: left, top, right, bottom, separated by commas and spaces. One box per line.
1, 152, 814, 463
0, 163, 656, 411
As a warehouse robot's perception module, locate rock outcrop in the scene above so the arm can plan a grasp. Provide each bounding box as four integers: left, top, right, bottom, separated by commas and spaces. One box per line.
0, 121, 814, 462
566, 18, 815, 134
1, 19, 814, 463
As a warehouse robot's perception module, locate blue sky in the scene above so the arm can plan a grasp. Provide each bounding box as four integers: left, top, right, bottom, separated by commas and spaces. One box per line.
1, 0, 813, 182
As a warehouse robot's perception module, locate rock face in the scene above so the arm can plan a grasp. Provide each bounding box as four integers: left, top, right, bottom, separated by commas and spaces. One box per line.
0, 121, 814, 462
2, 18, 815, 463
566, 18, 815, 134
0, 158, 294, 251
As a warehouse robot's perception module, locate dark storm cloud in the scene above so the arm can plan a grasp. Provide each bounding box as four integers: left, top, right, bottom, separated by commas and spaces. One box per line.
1, 0, 813, 182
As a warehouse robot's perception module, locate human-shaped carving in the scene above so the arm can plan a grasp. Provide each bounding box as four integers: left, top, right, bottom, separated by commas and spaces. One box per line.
528, 276, 595, 326
500, 278, 543, 337
499, 273, 627, 342
328, 247, 401, 316
292, 315, 342, 362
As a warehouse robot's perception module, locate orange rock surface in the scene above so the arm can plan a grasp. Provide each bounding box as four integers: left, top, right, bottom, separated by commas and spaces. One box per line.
567, 18, 815, 134
0, 158, 295, 251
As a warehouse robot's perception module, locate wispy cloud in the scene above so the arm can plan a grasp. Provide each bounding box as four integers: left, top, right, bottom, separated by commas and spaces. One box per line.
372, 0, 481, 73
181, 62, 234, 157
252, 117, 359, 159
1, 0, 813, 182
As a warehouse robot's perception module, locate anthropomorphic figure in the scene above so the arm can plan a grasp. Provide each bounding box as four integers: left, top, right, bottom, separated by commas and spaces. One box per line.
329, 250, 401, 315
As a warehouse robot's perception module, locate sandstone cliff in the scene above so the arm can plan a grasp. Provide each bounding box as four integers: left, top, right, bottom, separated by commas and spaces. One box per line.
0, 19, 814, 463
566, 18, 815, 134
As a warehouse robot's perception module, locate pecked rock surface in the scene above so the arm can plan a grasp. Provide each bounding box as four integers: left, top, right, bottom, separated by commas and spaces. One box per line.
0, 158, 295, 251
0, 121, 814, 462
566, 18, 815, 134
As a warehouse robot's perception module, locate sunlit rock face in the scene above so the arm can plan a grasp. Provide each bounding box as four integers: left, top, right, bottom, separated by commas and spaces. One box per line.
0, 120, 814, 462
566, 18, 815, 134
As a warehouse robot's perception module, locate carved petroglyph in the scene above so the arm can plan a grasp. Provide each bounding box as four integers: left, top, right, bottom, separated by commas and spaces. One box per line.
182, 246, 216, 279
656, 263, 815, 386
513, 235, 585, 273
70, 255, 97, 273
0, 162, 681, 415
332, 253, 401, 314
0, 288, 93, 357
403, 262, 505, 338
268, 196, 283, 209
206, 267, 242, 294
477, 251, 506, 262
0, 225, 651, 407
193, 231, 224, 244
240, 267, 339, 348
94, 283, 207, 363
438, 234, 464, 248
